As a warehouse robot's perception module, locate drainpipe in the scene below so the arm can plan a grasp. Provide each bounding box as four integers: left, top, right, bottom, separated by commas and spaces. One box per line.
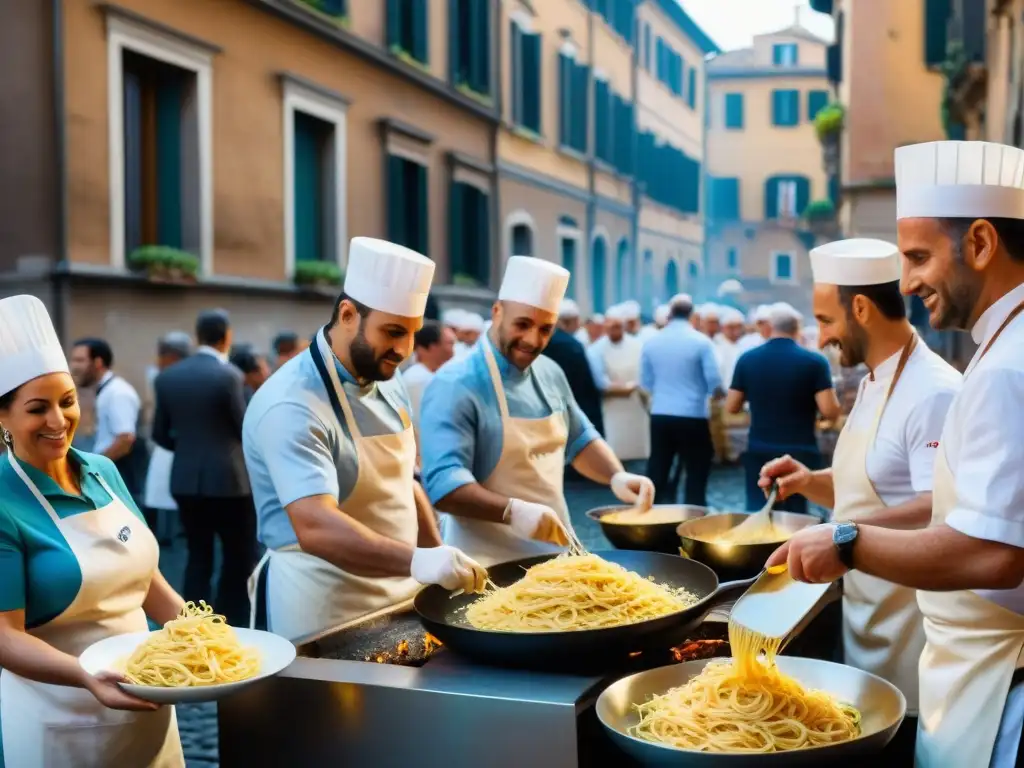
490, 0, 501, 289
585, 5, 596, 313
701, 53, 710, 292
630, 2, 641, 313
51, 0, 69, 343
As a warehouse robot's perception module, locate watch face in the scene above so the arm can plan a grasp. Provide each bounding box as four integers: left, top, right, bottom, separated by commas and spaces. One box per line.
834, 524, 857, 546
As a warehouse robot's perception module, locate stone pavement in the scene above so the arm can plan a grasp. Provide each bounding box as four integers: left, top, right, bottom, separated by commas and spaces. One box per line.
166, 463, 775, 766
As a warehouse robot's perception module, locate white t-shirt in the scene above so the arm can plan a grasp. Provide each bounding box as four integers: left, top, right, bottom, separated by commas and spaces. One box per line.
93, 371, 141, 455
402, 362, 434, 426
843, 339, 960, 506
940, 282, 1024, 613
715, 338, 743, 391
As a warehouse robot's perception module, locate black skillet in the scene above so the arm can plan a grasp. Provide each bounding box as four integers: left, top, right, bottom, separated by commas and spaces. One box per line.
414, 550, 755, 671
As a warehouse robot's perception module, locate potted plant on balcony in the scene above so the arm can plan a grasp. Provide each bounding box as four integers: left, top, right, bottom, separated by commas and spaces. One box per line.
294, 260, 343, 292
940, 42, 969, 139
128, 245, 200, 284
814, 103, 845, 174
803, 199, 838, 236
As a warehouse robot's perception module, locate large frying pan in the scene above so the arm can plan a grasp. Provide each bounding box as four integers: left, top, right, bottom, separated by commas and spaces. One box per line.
414, 550, 755, 670
587, 504, 709, 554
678, 511, 822, 580
598, 656, 906, 765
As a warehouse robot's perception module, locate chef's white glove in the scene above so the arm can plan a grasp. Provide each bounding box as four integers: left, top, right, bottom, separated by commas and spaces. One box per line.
411, 546, 488, 593
503, 499, 571, 546
611, 471, 655, 510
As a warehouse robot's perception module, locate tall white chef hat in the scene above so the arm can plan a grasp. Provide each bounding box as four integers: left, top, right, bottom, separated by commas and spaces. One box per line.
669, 293, 693, 310
559, 298, 581, 319
810, 238, 902, 286
590, 313, 605, 324
622, 300, 641, 320
442, 308, 466, 328
605, 304, 628, 322
344, 237, 435, 317
895, 141, 1024, 220
700, 303, 721, 319
654, 304, 671, 325
753, 304, 772, 322
498, 256, 570, 313
461, 313, 485, 333
0, 295, 70, 397
722, 308, 745, 326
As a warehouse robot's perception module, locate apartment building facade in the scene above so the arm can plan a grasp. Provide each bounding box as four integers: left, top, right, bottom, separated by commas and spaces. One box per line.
0, 0, 499, 393
497, 0, 716, 316
704, 22, 833, 313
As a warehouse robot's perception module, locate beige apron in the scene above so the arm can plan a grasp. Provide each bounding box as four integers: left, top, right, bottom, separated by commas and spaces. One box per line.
915, 300, 1024, 768
599, 337, 650, 462
0, 451, 182, 768
247, 329, 420, 643
833, 335, 925, 714
442, 342, 575, 567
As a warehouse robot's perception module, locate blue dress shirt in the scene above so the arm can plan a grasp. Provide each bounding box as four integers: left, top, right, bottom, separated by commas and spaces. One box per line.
419, 337, 599, 505
640, 320, 722, 418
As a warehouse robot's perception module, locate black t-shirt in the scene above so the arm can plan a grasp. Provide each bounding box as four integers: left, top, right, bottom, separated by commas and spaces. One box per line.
730, 338, 834, 453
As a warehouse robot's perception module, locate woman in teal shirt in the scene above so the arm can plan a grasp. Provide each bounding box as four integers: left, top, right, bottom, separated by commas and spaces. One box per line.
0, 295, 186, 767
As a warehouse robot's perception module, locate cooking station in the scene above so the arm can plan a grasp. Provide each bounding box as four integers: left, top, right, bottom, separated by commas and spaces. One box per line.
218, 586, 842, 768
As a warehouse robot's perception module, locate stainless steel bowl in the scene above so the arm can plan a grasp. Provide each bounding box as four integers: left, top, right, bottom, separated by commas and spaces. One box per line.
587, 505, 711, 554
597, 656, 906, 766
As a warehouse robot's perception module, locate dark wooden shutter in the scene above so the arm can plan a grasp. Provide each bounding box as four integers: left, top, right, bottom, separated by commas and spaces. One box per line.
387, 154, 406, 247
411, 0, 429, 63
522, 32, 542, 133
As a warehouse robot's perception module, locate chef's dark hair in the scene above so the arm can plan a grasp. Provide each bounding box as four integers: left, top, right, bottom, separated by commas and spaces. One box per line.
838, 281, 906, 321
0, 386, 18, 411
328, 292, 371, 330
940, 217, 1024, 262
73, 338, 113, 368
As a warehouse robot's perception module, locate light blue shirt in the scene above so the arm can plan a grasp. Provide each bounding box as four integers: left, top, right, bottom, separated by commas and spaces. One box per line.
640, 320, 722, 418
419, 337, 600, 505
242, 346, 412, 550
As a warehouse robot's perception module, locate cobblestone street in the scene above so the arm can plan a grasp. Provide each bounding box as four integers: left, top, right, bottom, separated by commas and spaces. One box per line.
164, 463, 774, 766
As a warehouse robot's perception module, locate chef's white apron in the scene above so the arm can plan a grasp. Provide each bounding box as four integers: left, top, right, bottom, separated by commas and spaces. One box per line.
599, 338, 650, 462
915, 301, 1024, 768
142, 445, 176, 511
247, 329, 420, 643
832, 335, 925, 714
442, 342, 575, 567
0, 451, 182, 768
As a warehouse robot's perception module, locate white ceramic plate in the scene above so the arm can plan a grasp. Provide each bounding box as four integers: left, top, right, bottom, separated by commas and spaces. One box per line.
79, 628, 297, 704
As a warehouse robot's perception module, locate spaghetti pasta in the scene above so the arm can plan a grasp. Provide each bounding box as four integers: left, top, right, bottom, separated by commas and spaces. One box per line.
629, 620, 861, 753
122, 601, 261, 687
464, 554, 698, 632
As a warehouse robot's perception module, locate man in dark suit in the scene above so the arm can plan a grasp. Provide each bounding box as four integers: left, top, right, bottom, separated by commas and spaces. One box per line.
153, 309, 255, 625
543, 300, 605, 436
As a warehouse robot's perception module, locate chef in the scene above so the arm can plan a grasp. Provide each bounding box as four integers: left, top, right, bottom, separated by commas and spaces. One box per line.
765, 140, 1024, 768
739, 304, 772, 351
621, 300, 643, 337
761, 237, 960, 761
243, 238, 486, 642
419, 257, 655, 566
587, 305, 650, 464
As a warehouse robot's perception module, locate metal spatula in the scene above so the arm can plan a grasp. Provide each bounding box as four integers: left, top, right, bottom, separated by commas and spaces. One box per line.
729, 565, 832, 648
722, 480, 779, 541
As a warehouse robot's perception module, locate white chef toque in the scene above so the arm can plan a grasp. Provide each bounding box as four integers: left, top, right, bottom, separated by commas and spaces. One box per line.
722, 308, 745, 326
700, 303, 721, 320
343, 237, 435, 317
654, 304, 670, 325
498, 256, 570, 313
669, 293, 693, 310
0, 295, 70, 397
753, 304, 772, 323
895, 141, 1024, 220
604, 304, 628, 322
559, 298, 581, 319
462, 313, 485, 333
810, 238, 902, 286
622, 300, 641, 320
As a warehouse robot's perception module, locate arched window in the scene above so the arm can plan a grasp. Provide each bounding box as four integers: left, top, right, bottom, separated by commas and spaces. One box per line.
615, 238, 630, 303
504, 211, 536, 260
511, 224, 533, 256
591, 235, 608, 313
642, 249, 654, 308
688, 260, 700, 279
764, 174, 811, 219
665, 259, 679, 297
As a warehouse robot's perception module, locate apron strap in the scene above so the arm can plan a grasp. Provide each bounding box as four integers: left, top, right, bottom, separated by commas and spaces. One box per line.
6, 450, 62, 526
310, 328, 364, 442
481, 340, 511, 421
965, 298, 1024, 379
868, 332, 918, 440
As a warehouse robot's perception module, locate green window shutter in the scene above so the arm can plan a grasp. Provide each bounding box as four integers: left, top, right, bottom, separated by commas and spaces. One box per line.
387, 154, 406, 247
772, 44, 783, 65
475, 188, 490, 285
294, 113, 324, 262
786, 91, 799, 125
573, 62, 589, 153
595, 79, 609, 162
725, 93, 743, 129
522, 32, 542, 133
828, 174, 840, 205
449, 181, 464, 275
794, 176, 810, 218
468, 0, 491, 95
687, 68, 696, 109
924, 0, 951, 67
655, 38, 664, 81
510, 21, 522, 125
558, 53, 571, 146
764, 177, 779, 219
772, 90, 799, 126
387, 0, 402, 48
412, 0, 429, 63
562, 239, 577, 298
415, 162, 429, 255
448, 0, 461, 84
771, 90, 783, 126
155, 78, 183, 248
808, 90, 829, 120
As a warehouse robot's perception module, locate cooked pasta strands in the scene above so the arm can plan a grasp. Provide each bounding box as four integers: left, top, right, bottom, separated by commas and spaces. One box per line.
122, 601, 261, 687
465, 554, 698, 632
629, 620, 861, 753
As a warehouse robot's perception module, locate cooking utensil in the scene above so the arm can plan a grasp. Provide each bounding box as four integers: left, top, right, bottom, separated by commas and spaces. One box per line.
597, 656, 906, 765
724, 480, 779, 540
730, 565, 832, 647
414, 550, 757, 671
677, 511, 821, 580
588, 504, 711, 554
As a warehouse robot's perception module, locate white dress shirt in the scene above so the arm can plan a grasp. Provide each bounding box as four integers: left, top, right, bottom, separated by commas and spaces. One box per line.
92, 371, 141, 455
402, 362, 434, 427
940, 282, 1024, 612
715, 338, 743, 390
844, 339, 960, 506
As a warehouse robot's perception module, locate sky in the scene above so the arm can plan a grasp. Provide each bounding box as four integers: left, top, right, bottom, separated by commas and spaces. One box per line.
678, 0, 835, 53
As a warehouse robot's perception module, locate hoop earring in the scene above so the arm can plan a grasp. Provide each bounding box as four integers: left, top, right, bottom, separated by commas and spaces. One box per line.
0, 425, 11, 448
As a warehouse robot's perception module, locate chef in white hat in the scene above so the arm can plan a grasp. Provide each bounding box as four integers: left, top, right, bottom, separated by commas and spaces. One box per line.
557, 298, 582, 336
767, 141, 1024, 768
698, 303, 722, 340
739, 304, 772, 352
761, 238, 960, 762
0, 296, 186, 766
453, 312, 485, 360
636, 304, 668, 345
243, 238, 486, 642
621, 300, 643, 336
420, 256, 655, 565
587, 304, 650, 464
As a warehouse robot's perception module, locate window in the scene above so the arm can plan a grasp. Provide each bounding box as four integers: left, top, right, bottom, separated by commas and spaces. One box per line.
298, 0, 347, 19
558, 48, 588, 154
808, 90, 830, 121
612, 92, 634, 175
450, 0, 491, 97
655, 38, 665, 80
637, 130, 701, 215
772, 43, 799, 66
771, 89, 800, 126
450, 181, 490, 284
924, 0, 950, 66
591, 235, 608, 313
560, 237, 578, 298
765, 175, 810, 219
709, 177, 740, 221
665, 259, 679, 296
507, 212, 535, 257
726, 247, 738, 272
110, 17, 213, 273
643, 23, 652, 70
511, 19, 542, 133
615, 238, 630, 302
387, 155, 429, 255
686, 67, 696, 109
609, 0, 635, 43
771, 252, 795, 284
687, 260, 699, 279
642, 249, 654, 307
595, 76, 612, 164
387, 0, 429, 65
724, 93, 744, 129
778, 180, 798, 217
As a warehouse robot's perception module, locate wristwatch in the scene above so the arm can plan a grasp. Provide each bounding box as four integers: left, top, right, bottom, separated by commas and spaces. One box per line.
833, 522, 859, 569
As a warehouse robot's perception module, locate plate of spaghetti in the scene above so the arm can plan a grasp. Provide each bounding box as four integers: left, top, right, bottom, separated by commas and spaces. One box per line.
79, 601, 297, 704
597, 619, 906, 765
